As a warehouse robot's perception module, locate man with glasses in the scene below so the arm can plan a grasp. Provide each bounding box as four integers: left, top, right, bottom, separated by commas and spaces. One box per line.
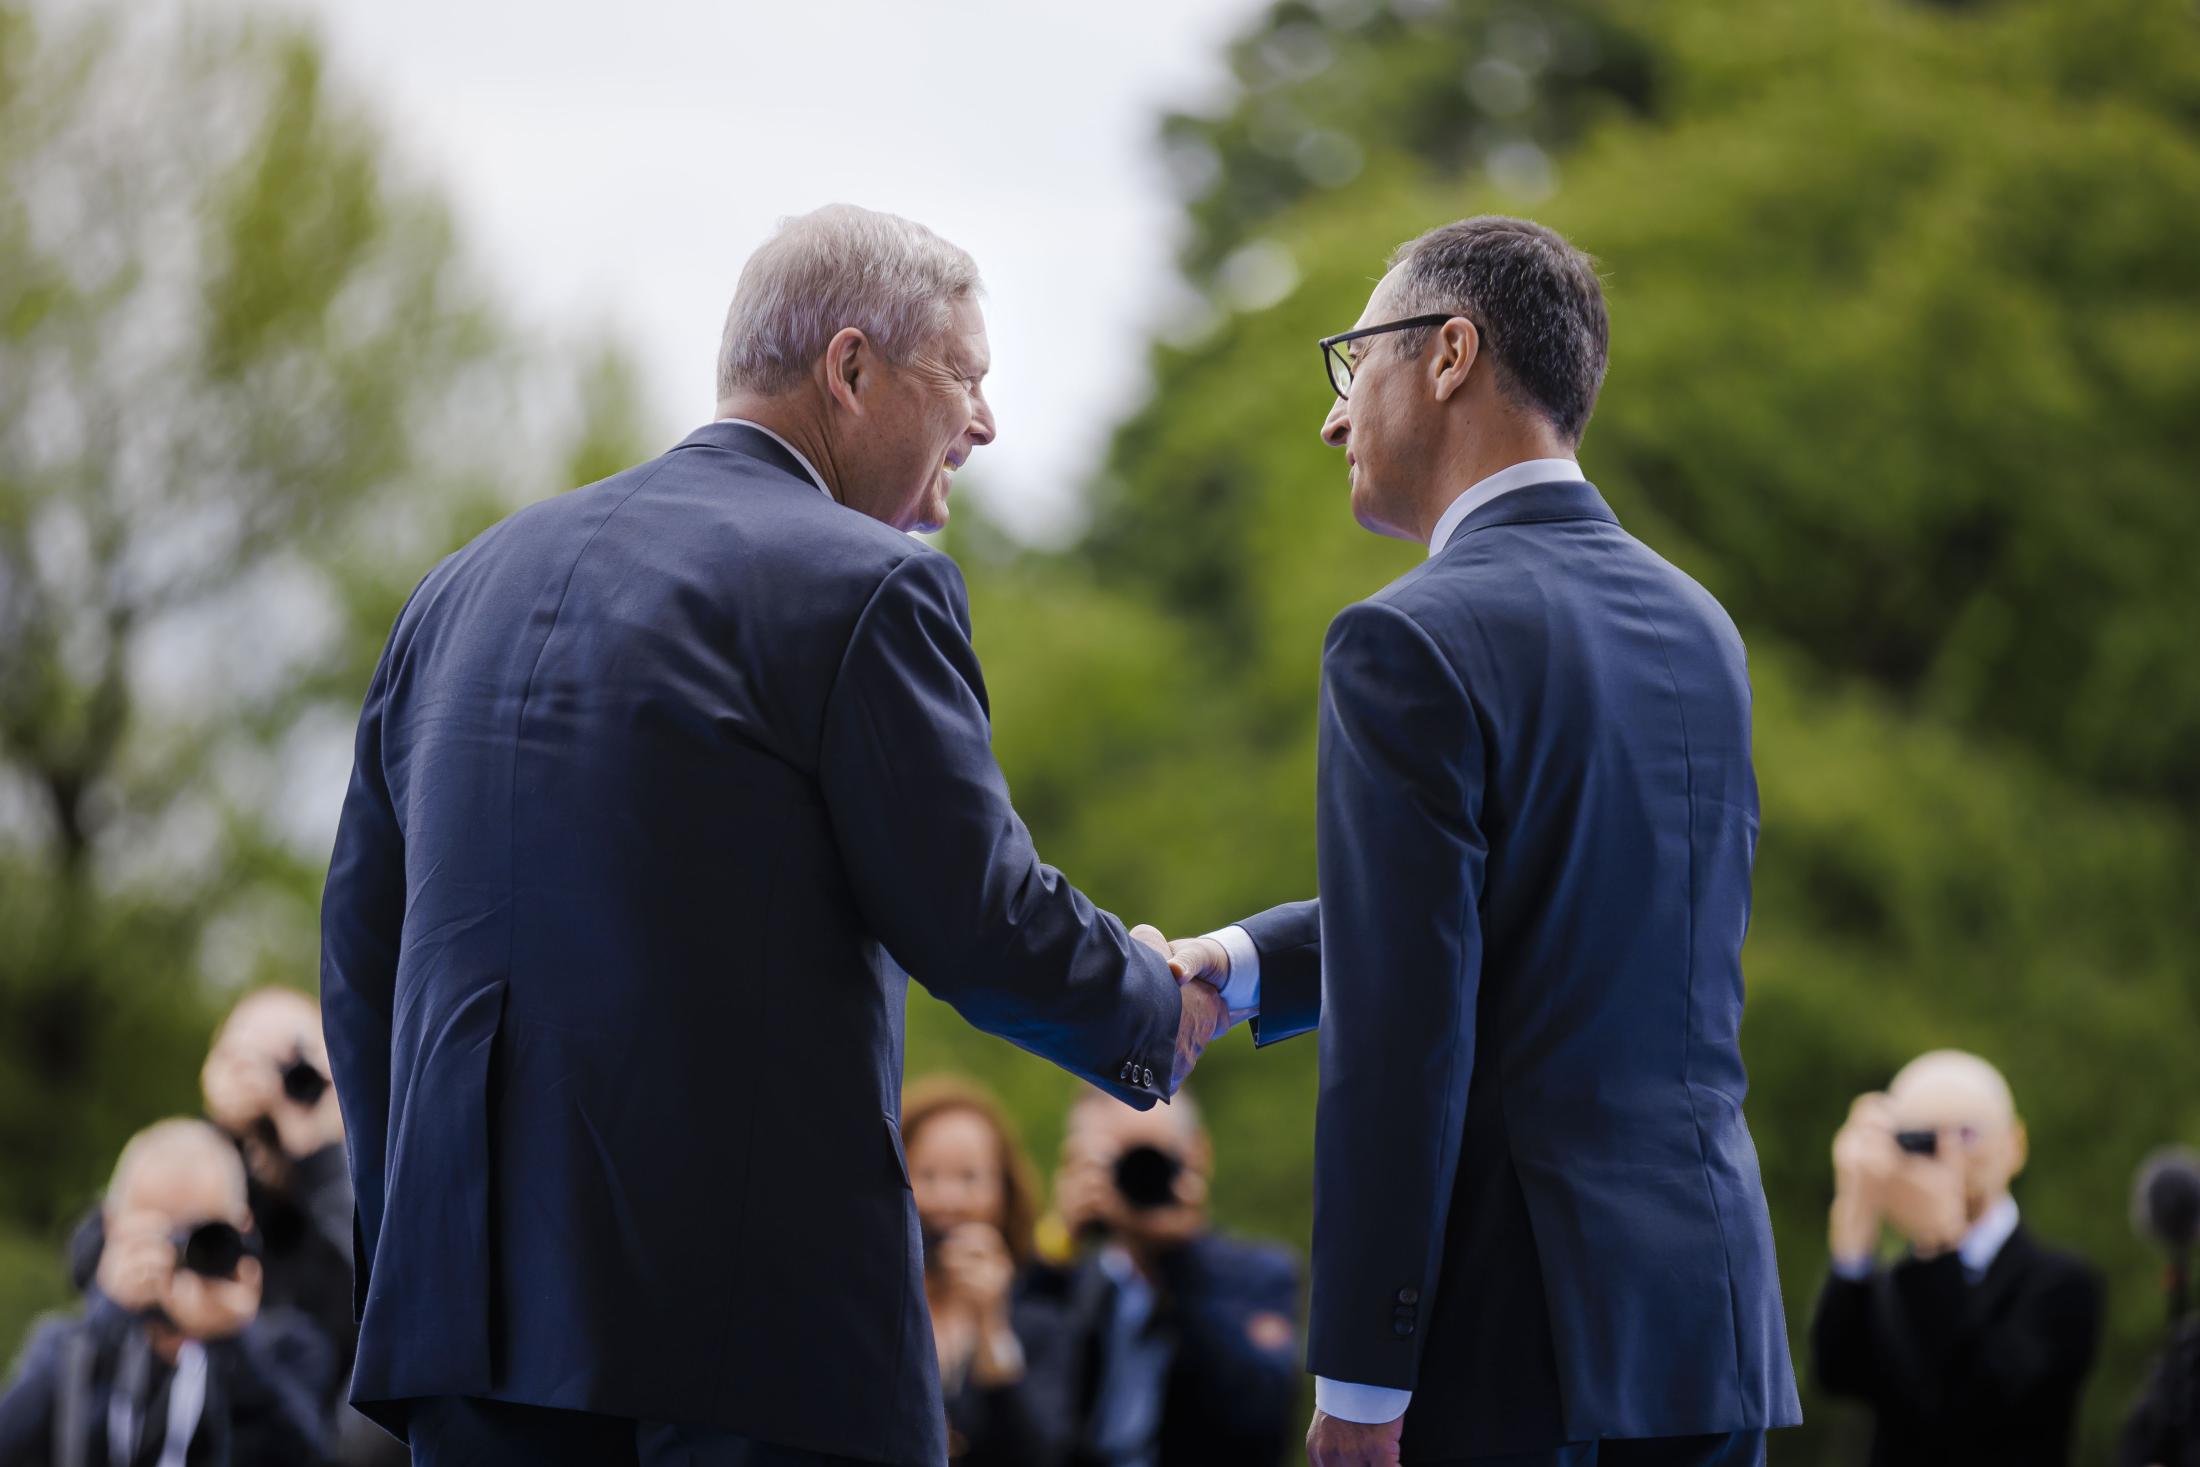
1164, 216, 1800, 1465
1813, 1051, 2103, 1466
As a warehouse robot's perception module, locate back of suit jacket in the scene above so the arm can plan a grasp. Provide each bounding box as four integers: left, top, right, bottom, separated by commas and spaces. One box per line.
319, 423, 1182, 1464
1244, 479, 1801, 1457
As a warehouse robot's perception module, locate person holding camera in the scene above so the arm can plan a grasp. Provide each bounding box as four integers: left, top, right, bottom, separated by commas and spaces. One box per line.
1036, 1087, 1301, 1467
0, 1119, 332, 1466
201, 988, 404, 1467
901, 1077, 1077, 1466
1811, 1050, 2103, 1466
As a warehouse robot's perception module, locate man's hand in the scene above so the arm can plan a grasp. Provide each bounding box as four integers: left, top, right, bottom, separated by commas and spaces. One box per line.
163, 1254, 261, 1341
1829, 1092, 1896, 1261
1166, 934, 1230, 987
97, 1216, 175, 1314
1129, 925, 1227, 1090
1172, 978, 1225, 1090
1307, 1408, 1404, 1466
1881, 1149, 1968, 1258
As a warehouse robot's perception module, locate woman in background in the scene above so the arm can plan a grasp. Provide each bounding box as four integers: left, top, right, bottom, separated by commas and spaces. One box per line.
902, 1076, 1072, 1466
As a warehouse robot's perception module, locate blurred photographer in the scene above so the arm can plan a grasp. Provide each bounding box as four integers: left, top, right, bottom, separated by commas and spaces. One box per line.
202, 988, 402, 1466
1812, 1050, 2103, 1466
0, 1119, 331, 1466
902, 1076, 1073, 1466
1037, 1087, 1300, 1467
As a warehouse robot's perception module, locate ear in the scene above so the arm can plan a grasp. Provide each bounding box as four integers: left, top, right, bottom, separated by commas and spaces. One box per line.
1430, 317, 1480, 403
820, 326, 871, 415
2007, 1121, 2029, 1181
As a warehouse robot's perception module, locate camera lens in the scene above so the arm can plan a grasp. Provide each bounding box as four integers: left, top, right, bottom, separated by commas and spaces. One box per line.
174, 1221, 257, 1280
281, 1055, 331, 1107
1113, 1144, 1184, 1210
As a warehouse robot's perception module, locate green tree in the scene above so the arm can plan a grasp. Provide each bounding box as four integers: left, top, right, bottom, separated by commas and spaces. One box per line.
0, 2, 648, 1339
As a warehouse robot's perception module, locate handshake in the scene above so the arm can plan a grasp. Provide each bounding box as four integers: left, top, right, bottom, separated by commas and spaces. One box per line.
1126, 924, 1236, 1094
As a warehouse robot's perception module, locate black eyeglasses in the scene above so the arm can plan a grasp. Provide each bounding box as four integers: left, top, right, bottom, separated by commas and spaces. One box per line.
1318, 314, 1460, 399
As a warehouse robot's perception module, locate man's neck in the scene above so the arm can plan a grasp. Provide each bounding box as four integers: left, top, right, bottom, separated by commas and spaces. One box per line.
1415, 425, 1576, 544
714, 393, 843, 501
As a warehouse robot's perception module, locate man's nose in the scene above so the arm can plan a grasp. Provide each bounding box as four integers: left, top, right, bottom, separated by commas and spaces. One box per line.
969, 391, 998, 448
1321, 397, 1349, 448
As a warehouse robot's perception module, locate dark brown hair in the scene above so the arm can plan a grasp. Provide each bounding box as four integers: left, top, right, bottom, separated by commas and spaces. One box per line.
900, 1075, 1042, 1270
1389, 215, 1610, 445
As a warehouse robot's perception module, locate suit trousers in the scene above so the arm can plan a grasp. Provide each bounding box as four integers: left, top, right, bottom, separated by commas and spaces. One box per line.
404, 1396, 878, 1467
1436, 1430, 1767, 1467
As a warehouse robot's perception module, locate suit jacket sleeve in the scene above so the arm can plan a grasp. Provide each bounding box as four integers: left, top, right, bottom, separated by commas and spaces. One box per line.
818, 550, 1182, 1107
319, 616, 410, 1319
1305, 599, 1487, 1389
1241, 899, 1320, 1047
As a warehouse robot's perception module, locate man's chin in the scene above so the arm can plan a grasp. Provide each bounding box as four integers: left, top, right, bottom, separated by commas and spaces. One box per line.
914, 484, 950, 534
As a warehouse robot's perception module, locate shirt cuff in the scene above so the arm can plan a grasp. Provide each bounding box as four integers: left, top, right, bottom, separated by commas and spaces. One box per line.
1316, 1376, 1412, 1425
1205, 925, 1262, 1024
1829, 1254, 1874, 1282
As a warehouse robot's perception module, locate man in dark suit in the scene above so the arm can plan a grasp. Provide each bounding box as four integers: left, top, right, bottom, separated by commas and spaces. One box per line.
1036, 1088, 1302, 1467
1813, 1051, 2103, 1465
1167, 217, 1802, 1465
320, 204, 1227, 1467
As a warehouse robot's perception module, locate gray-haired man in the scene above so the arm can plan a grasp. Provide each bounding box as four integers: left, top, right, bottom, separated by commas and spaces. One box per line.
321, 204, 1228, 1467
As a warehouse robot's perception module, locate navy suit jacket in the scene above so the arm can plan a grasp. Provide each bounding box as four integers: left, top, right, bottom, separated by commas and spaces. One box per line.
1241, 479, 1801, 1457
319, 423, 1184, 1464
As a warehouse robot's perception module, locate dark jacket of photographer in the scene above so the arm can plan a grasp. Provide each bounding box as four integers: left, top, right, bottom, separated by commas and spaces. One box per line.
1032, 1232, 1301, 1467
1812, 1224, 2102, 1466
0, 1293, 331, 1467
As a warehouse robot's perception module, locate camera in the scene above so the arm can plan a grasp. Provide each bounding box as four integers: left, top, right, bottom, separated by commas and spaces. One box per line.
1894, 1129, 1938, 1158
281, 1052, 330, 1107
171, 1220, 260, 1280
1113, 1144, 1184, 1211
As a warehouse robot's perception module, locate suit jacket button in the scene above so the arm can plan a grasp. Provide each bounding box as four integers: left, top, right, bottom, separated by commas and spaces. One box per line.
1393, 1320, 1415, 1337
1120, 1063, 1131, 1080
1143, 1067, 1155, 1088
1397, 1287, 1419, 1305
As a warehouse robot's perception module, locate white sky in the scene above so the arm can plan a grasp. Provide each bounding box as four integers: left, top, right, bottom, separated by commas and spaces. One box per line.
209, 0, 1266, 542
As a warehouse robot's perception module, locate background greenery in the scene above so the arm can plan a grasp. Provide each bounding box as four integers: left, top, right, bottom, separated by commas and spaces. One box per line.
3, 1, 2196, 1462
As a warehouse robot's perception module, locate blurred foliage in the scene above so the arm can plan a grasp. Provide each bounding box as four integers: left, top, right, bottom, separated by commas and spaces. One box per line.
917, 0, 2200, 1462
0, 1, 650, 1340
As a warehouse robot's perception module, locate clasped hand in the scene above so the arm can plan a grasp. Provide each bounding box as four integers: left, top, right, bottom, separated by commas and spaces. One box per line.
1128, 925, 1231, 1091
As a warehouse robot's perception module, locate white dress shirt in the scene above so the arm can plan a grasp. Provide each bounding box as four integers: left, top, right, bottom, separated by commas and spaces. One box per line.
1830, 1193, 2021, 1283
1199, 456, 1585, 1426
712, 417, 834, 499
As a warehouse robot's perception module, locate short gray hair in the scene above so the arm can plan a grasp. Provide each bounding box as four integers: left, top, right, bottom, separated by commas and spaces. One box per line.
716, 204, 983, 399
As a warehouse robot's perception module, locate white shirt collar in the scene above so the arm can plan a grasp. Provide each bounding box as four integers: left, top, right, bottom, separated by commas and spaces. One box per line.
1426, 457, 1585, 559
712, 417, 832, 499
1959, 1194, 2020, 1276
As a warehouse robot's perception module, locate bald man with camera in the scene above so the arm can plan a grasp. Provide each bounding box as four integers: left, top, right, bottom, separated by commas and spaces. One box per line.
1813, 1050, 2104, 1466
